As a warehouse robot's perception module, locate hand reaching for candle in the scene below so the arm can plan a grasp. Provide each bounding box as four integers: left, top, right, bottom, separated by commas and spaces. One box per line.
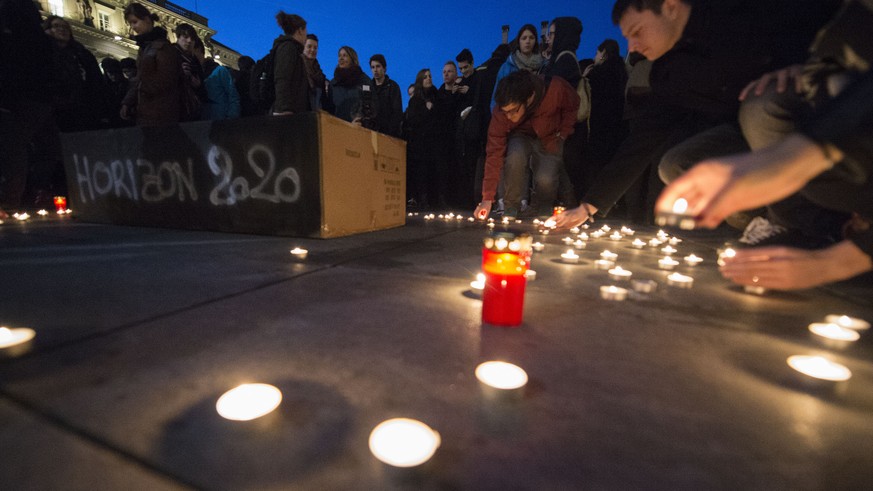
474, 200, 492, 220
719, 241, 872, 290
655, 134, 837, 229
554, 203, 594, 230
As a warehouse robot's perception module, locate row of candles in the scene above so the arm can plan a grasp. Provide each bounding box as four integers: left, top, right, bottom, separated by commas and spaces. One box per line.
0, 197, 70, 225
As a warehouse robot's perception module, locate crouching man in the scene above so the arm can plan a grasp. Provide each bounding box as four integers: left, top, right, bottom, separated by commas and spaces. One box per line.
474, 70, 579, 219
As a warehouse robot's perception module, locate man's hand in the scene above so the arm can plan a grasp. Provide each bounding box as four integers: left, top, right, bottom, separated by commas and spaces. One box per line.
554, 203, 594, 230
474, 200, 492, 220
739, 64, 803, 101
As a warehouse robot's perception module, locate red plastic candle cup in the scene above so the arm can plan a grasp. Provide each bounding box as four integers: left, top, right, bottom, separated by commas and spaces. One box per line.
53, 196, 67, 212
480, 233, 532, 327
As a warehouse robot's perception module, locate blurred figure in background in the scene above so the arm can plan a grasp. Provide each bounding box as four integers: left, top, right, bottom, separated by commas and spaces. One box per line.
193, 38, 240, 120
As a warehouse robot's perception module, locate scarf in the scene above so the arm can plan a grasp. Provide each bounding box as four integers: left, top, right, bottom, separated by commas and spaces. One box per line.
332, 65, 365, 88
303, 57, 326, 89
134, 27, 168, 48
514, 50, 543, 73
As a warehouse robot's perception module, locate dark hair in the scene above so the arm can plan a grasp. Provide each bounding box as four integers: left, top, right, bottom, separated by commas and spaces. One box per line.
174, 23, 197, 39
193, 37, 205, 54
579, 58, 595, 73
611, 0, 668, 24
370, 54, 387, 69
412, 69, 431, 99
512, 24, 540, 54
124, 2, 158, 23
237, 55, 255, 71
101, 57, 122, 73
339, 46, 359, 67
443, 60, 457, 69
306, 34, 318, 42
276, 11, 306, 35
42, 15, 68, 32
494, 70, 541, 107
119, 57, 137, 70
598, 39, 621, 58
455, 48, 473, 64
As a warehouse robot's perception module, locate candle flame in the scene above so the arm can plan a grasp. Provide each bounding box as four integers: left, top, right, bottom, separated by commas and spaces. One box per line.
672, 198, 689, 214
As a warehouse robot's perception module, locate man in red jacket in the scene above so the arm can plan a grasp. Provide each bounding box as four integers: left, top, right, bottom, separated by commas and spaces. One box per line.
474, 71, 579, 219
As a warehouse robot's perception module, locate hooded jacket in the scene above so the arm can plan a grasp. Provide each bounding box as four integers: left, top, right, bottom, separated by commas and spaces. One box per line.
272, 35, 309, 114
543, 16, 583, 88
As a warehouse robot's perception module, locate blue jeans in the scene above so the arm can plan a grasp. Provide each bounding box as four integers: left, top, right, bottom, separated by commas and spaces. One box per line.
502, 133, 563, 217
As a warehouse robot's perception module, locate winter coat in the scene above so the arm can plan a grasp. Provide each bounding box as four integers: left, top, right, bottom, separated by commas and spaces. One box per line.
482, 75, 579, 201
122, 27, 182, 126
405, 88, 441, 160
541, 17, 583, 88
373, 75, 403, 137
201, 59, 240, 120
330, 66, 376, 125
50, 39, 106, 131
272, 35, 309, 114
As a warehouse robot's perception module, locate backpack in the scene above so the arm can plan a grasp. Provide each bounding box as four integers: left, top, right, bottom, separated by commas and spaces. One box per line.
249, 46, 279, 113
556, 50, 592, 123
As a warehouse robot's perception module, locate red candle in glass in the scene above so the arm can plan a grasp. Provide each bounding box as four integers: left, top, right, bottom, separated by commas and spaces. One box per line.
53, 196, 67, 212
481, 234, 531, 327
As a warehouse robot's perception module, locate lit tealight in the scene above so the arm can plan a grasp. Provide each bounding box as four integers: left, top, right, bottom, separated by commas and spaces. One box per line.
631, 279, 657, 293
562, 237, 574, 245
290, 247, 308, 260
215, 383, 283, 421
577, 232, 589, 241
672, 198, 688, 215
369, 418, 441, 467
600, 250, 618, 261
524, 269, 537, 281
787, 355, 852, 382
717, 247, 736, 266
631, 239, 646, 249
561, 249, 580, 264
543, 218, 557, 228
600, 285, 628, 301
661, 245, 678, 255
468, 217, 475, 222
658, 256, 679, 270
487, 223, 496, 229
470, 273, 485, 291
668, 237, 682, 245
809, 323, 860, 344
666, 273, 694, 288
570, 226, 581, 234
594, 259, 615, 270
620, 226, 635, 236
648, 239, 663, 248
609, 232, 623, 241
825, 315, 870, 331
744, 285, 767, 295
573, 240, 587, 250
0, 326, 36, 349
37, 209, 48, 216
683, 254, 703, 266
600, 225, 611, 232
532, 242, 545, 252
608, 266, 633, 281
16, 213, 30, 221
475, 361, 529, 390
590, 230, 606, 238
656, 230, 669, 239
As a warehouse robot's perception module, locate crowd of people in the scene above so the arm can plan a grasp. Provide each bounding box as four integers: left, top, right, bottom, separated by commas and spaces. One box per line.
1, 0, 871, 290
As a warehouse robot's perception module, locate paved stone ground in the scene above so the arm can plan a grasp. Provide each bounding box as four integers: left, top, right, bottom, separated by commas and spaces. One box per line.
1, 213, 872, 490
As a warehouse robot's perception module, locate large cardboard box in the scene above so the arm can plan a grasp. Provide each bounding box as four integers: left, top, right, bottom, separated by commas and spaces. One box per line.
62, 112, 406, 237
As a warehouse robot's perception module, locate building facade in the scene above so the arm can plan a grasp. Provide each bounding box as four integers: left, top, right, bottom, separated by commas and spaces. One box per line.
36, 0, 242, 69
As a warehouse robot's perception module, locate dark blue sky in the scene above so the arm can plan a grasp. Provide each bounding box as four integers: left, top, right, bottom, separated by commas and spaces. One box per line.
180, 0, 627, 106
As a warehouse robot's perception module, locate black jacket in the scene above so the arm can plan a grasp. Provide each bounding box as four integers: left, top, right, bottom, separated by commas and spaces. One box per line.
273, 35, 309, 114
373, 75, 403, 137
542, 16, 583, 88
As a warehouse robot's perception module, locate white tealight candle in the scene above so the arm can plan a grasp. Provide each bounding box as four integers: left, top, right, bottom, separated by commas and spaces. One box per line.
438, 214, 444, 219
608, 266, 633, 281
666, 273, 694, 288
600, 225, 611, 232
215, 383, 283, 421
631, 279, 657, 293
683, 254, 703, 266
787, 355, 852, 382
533, 219, 541, 225
577, 232, 589, 241
570, 226, 581, 234
668, 237, 682, 245
369, 418, 441, 468
487, 223, 495, 229
600, 250, 618, 261
470, 273, 485, 291
648, 239, 663, 248
562, 237, 574, 244
0, 326, 36, 349
620, 226, 635, 236
590, 230, 606, 238
573, 240, 587, 250
660, 245, 678, 255
672, 198, 688, 215
524, 269, 537, 281
290, 247, 308, 260
594, 259, 615, 270
609, 232, 623, 241
532, 242, 545, 252
824, 315, 870, 331
475, 361, 529, 390
16, 213, 30, 221
656, 230, 669, 239
487, 218, 494, 223
809, 323, 860, 346
631, 239, 646, 249
468, 217, 475, 222
561, 249, 580, 263
543, 218, 557, 228
37, 209, 48, 216
600, 285, 628, 301
744, 285, 767, 295
541, 229, 550, 235
717, 247, 737, 266
658, 256, 679, 270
